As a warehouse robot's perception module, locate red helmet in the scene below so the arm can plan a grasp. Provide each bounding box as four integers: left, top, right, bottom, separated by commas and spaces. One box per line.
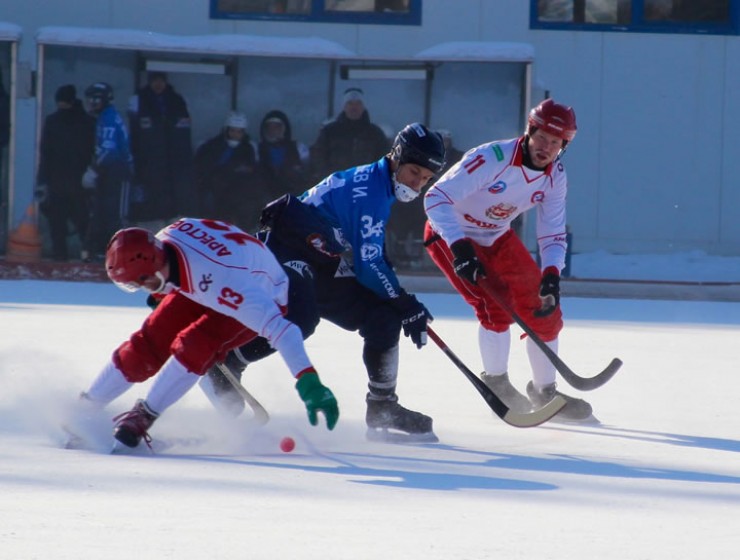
527, 98, 577, 142
105, 227, 166, 292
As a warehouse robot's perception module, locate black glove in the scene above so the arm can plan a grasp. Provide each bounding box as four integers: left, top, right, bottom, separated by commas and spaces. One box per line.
450, 239, 485, 285
534, 266, 560, 317
392, 292, 433, 349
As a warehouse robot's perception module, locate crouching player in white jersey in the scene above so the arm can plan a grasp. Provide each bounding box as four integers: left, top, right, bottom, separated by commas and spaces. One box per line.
424, 99, 593, 422
72, 218, 339, 449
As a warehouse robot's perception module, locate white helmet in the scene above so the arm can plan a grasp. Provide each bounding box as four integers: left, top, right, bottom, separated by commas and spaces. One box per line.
225, 111, 248, 130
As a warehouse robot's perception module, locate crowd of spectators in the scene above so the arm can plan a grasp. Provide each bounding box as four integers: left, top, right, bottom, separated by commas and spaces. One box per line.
33, 77, 465, 265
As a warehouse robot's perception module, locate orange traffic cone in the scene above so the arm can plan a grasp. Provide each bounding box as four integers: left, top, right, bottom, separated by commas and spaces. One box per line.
6, 203, 43, 263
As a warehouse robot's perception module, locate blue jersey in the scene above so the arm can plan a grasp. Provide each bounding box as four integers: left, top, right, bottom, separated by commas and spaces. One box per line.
94, 105, 133, 172
299, 157, 402, 300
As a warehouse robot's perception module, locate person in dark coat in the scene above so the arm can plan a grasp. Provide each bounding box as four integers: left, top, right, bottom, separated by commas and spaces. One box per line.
437, 129, 465, 174
128, 72, 195, 223
309, 87, 390, 182
257, 109, 311, 198
0, 70, 10, 211
194, 111, 267, 232
35, 85, 96, 261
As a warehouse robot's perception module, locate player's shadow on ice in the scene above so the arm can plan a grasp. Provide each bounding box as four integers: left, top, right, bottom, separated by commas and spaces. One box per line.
156, 451, 556, 492
541, 424, 740, 454
341, 443, 740, 487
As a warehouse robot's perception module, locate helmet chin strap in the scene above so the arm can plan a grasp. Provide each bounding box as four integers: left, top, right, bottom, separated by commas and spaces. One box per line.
146, 271, 168, 294
392, 172, 420, 203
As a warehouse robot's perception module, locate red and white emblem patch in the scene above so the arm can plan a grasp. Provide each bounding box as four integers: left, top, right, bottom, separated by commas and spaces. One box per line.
486, 203, 517, 221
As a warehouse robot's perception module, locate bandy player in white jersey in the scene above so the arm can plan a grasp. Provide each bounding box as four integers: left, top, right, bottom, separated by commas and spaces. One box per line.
75, 218, 339, 448
424, 99, 594, 422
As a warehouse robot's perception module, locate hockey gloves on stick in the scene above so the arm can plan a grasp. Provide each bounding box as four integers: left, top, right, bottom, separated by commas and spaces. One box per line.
534, 266, 560, 317
450, 239, 485, 285
295, 369, 339, 430
392, 291, 433, 349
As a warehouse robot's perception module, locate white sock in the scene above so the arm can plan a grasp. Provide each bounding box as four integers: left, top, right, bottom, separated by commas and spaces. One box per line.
85, 360, 134, 405
526, 337, 558, 389
479, 325, 510, 376
144, 356, 200, 415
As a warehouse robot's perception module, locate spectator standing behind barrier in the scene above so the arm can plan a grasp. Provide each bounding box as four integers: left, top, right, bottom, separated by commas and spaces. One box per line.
128, 72, 195, 226
194, 111, 266, 232
309, 87, 389, 182
81, 82, 133, 262
35, 85, 96, 261
257, 109, 310, 197
437, 129, 465, 174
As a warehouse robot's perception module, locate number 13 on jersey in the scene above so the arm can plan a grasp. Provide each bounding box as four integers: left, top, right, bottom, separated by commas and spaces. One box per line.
217, 287, 244, 311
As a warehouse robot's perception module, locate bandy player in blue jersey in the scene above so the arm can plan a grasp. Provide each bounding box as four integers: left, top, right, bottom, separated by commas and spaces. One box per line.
207, 123, 447, 442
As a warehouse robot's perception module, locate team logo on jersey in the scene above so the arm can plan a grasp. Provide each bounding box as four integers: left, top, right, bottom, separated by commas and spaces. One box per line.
198, 273, 213, 292
531, 191, 545, 203
360, 242, 382, 261
284, 260, 314, 279
486, 203, 517, 221
488, 181, 507, 194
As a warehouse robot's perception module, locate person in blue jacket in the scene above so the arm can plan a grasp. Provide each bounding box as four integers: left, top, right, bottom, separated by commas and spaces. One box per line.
81, 82, 133, 261
203, 123, 446, 442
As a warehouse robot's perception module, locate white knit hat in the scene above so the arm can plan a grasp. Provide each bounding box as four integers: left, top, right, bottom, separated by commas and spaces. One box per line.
225, 111, 248, 129
343, 87, 364, 105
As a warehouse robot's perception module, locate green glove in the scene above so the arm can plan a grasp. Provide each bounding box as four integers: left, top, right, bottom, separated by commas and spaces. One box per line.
295, 370, 339, 430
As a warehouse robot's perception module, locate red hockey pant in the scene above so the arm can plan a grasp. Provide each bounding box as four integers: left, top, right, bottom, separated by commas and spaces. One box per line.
424, 223, 562, 341
113, 291, 259, 382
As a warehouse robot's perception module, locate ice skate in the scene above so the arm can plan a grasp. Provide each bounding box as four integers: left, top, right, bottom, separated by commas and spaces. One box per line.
526, 381, 596, 423
112, 399, 159, 448
365, 394, 438, 443
480, 372, 532, 413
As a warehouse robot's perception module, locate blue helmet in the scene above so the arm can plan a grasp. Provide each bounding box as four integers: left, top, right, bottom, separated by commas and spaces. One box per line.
84, 82, 114, 109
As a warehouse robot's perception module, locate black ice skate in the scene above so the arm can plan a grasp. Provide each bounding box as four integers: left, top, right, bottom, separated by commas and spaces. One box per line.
480, 372, 532, 413
113, 399, 159, 448
365, 394, 438, 443
526, 381, 597, 424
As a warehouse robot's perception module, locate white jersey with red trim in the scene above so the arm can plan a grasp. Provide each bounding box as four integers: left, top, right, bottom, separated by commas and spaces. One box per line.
424, 137, 568, 271
155, 218, 310, 376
